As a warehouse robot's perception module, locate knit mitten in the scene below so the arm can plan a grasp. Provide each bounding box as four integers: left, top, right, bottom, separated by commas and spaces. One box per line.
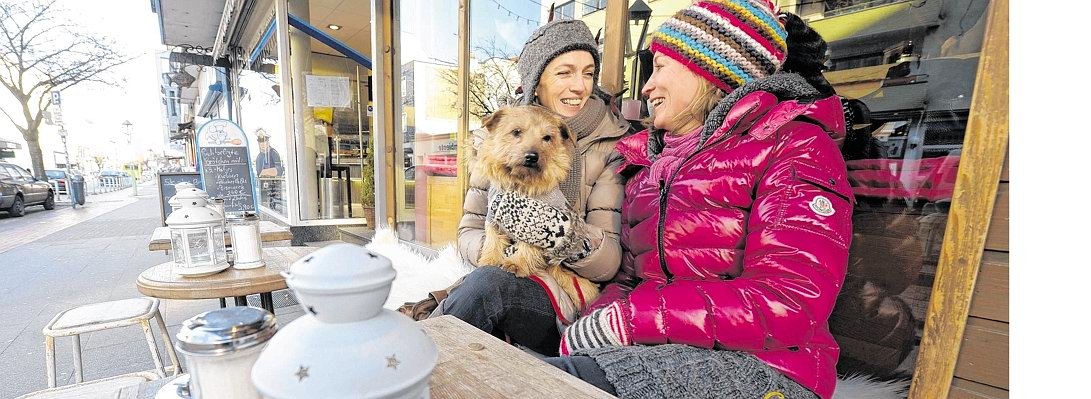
489, 191, 590, 262
559, 302, 632, 355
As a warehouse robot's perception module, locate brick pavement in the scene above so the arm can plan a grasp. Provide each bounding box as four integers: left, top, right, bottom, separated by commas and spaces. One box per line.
0, 183, 304, 398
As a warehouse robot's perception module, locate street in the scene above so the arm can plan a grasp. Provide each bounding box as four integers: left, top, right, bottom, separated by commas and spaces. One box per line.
0, 183, 303, 397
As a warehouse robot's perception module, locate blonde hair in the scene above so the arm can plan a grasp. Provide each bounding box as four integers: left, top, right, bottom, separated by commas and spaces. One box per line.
644, 79, 725, 134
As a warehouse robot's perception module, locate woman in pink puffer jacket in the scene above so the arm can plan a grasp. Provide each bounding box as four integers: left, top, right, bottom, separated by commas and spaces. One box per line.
546, 2, 852, 399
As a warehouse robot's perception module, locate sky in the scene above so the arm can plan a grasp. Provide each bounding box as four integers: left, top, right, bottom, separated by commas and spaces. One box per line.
0, 0, 552, 170
0, 0, 164, 169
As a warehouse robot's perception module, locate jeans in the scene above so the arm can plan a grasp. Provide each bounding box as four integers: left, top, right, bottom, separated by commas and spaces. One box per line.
439, 266, 561, 356
544, 356, 617, 395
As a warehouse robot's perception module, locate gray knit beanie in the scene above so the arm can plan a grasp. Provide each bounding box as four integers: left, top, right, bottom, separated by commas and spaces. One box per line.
517, 19, 601, 105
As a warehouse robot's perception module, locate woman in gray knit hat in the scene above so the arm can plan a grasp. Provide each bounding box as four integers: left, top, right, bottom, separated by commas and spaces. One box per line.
437, 19, 629, 357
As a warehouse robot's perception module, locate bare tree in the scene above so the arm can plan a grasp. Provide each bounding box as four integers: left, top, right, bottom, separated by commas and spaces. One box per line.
0, 0, 130, 178
439, 38, 521, 119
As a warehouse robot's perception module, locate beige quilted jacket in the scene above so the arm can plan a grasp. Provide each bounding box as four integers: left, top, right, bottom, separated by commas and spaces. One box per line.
457, 111, 629, 282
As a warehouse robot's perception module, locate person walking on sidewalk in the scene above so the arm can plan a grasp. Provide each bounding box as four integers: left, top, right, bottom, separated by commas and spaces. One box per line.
543, 2, 852, 398
436, 19, 629, 357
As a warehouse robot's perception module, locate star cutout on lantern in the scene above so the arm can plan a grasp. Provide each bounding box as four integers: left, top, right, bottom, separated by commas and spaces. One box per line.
386, 354, 400, 370
295, 365, 309, 382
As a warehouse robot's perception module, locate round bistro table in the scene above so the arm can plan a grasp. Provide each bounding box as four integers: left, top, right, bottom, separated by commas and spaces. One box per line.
136, 246, 318, 313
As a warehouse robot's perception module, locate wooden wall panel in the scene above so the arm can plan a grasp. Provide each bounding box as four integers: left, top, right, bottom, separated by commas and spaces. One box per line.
949, 378, 1009, 399
999, 151, 1008, 182
953, 318, 1009, 390
984, 183, 1009, 251
908, 0, 1008, 395
967, 252, 1008, 322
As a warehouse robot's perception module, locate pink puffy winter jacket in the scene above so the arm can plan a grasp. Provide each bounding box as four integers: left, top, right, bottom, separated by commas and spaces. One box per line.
588, 80, 852, 399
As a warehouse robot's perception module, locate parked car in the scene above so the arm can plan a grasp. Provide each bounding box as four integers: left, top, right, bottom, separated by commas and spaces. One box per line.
0, 162, 56, 216
45, 169, 68, 193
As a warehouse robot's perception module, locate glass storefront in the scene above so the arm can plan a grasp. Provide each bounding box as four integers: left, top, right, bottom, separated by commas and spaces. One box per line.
390, 0, 540, 249
801, 0, 991, 379
238, 66, 289, 217
267, 0, 375, 224
576, 0, 993, 381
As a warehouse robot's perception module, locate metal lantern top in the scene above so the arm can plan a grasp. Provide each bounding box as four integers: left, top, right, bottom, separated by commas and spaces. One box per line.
178, 306, 276, 356
251, 244, 437, 399
166, 196, 223, 228
170, 186, 210, 209
282, 244, 396, 307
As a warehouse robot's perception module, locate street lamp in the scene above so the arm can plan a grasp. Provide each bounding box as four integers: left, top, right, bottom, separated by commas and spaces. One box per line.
122, 120, 133, 144
627, 0, 653, 100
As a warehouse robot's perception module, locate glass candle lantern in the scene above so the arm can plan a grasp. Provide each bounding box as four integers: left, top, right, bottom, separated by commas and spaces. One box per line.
167, 196, 230, 277
227, 212, 264, 269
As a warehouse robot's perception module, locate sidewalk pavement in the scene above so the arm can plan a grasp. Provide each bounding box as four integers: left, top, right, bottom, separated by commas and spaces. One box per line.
0, 183, 143, 254
0, 182, 305, 398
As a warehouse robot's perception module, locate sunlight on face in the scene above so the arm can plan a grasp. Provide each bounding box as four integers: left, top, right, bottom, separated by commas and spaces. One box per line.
641, 53, 704, 132
536, 51, 595, 117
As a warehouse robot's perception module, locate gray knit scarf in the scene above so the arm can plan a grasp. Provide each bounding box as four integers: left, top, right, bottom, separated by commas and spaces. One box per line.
556, 95, 606, 207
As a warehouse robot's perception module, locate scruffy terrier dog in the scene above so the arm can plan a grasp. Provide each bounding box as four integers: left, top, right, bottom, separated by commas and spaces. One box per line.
475, 106, 599, 310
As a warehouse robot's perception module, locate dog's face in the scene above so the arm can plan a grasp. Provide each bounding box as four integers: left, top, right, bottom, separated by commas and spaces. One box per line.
475, 106, 575, 196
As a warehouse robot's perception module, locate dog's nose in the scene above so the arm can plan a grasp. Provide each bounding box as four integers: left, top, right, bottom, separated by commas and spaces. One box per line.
524, 152, 539, 165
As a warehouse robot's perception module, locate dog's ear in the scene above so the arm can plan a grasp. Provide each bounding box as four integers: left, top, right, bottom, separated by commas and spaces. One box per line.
557, 120, 575, 147
482, 108, 507, 133
558, 123, 571, 142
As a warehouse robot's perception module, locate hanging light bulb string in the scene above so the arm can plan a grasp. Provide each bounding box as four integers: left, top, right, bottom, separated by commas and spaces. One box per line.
490, 0, 539, 25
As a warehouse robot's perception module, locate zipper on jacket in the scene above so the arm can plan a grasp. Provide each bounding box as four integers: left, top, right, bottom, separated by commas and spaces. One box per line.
657, 178, 674, 283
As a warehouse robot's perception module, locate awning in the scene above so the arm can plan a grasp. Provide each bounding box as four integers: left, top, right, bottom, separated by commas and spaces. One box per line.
825, 64, 895, 100
152, 0, 227, 48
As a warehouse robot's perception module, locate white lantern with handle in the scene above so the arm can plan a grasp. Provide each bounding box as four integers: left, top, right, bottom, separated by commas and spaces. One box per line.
167, 195, 230, 277
251, 244, 438, 398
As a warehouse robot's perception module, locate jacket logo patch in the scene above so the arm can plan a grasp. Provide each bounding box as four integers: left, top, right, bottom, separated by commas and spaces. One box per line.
809, 195, 835, 216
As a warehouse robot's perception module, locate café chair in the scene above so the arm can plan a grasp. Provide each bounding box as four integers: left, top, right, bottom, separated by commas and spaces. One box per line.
16, 371, 159, 399
40, 297, 180, 388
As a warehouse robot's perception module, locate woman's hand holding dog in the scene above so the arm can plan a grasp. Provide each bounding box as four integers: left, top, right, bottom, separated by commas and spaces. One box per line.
559, 301, 632, 355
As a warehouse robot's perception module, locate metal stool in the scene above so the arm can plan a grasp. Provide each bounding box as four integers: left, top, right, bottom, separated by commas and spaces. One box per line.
42, 297, 181, 388
16, 371, 159, 398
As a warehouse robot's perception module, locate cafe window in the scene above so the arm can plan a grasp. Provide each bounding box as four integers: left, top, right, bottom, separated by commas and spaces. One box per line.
556, 1, 575, 20
280, 0, 375, 223
795, 0, 993, 380
238, 45, 289, 218
582, 0, 607, 17
389, 0, 536, 249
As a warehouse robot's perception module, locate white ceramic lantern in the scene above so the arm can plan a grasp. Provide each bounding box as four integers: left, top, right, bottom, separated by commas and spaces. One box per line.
167, 195, 230, 277
176, 306, 277, 399
251, 244, 438, 399
169, 185, 208, 213
228, 212, 264, 269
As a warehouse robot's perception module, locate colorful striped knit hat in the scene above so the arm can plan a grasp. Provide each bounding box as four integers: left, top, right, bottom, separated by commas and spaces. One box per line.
649, 0, 788, 92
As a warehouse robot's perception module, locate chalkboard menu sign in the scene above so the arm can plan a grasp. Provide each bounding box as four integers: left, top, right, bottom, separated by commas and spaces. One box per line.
196, 119, 259, 214
157, 172, 203, 225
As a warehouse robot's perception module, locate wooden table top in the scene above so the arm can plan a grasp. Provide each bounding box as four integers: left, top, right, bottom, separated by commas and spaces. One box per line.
147, 220, 293, 251
136, 246, 317, 300
121, 315, 613, 399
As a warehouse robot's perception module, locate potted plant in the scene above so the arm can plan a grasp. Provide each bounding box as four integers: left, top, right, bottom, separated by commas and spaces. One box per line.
360, 133, 376, 228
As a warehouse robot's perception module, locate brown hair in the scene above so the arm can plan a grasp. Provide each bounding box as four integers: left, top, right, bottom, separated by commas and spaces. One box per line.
644, 79, 725, 134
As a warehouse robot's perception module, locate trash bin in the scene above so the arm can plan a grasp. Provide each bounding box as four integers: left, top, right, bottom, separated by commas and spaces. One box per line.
319, 177, 345, 218
69, 175, 86, 205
